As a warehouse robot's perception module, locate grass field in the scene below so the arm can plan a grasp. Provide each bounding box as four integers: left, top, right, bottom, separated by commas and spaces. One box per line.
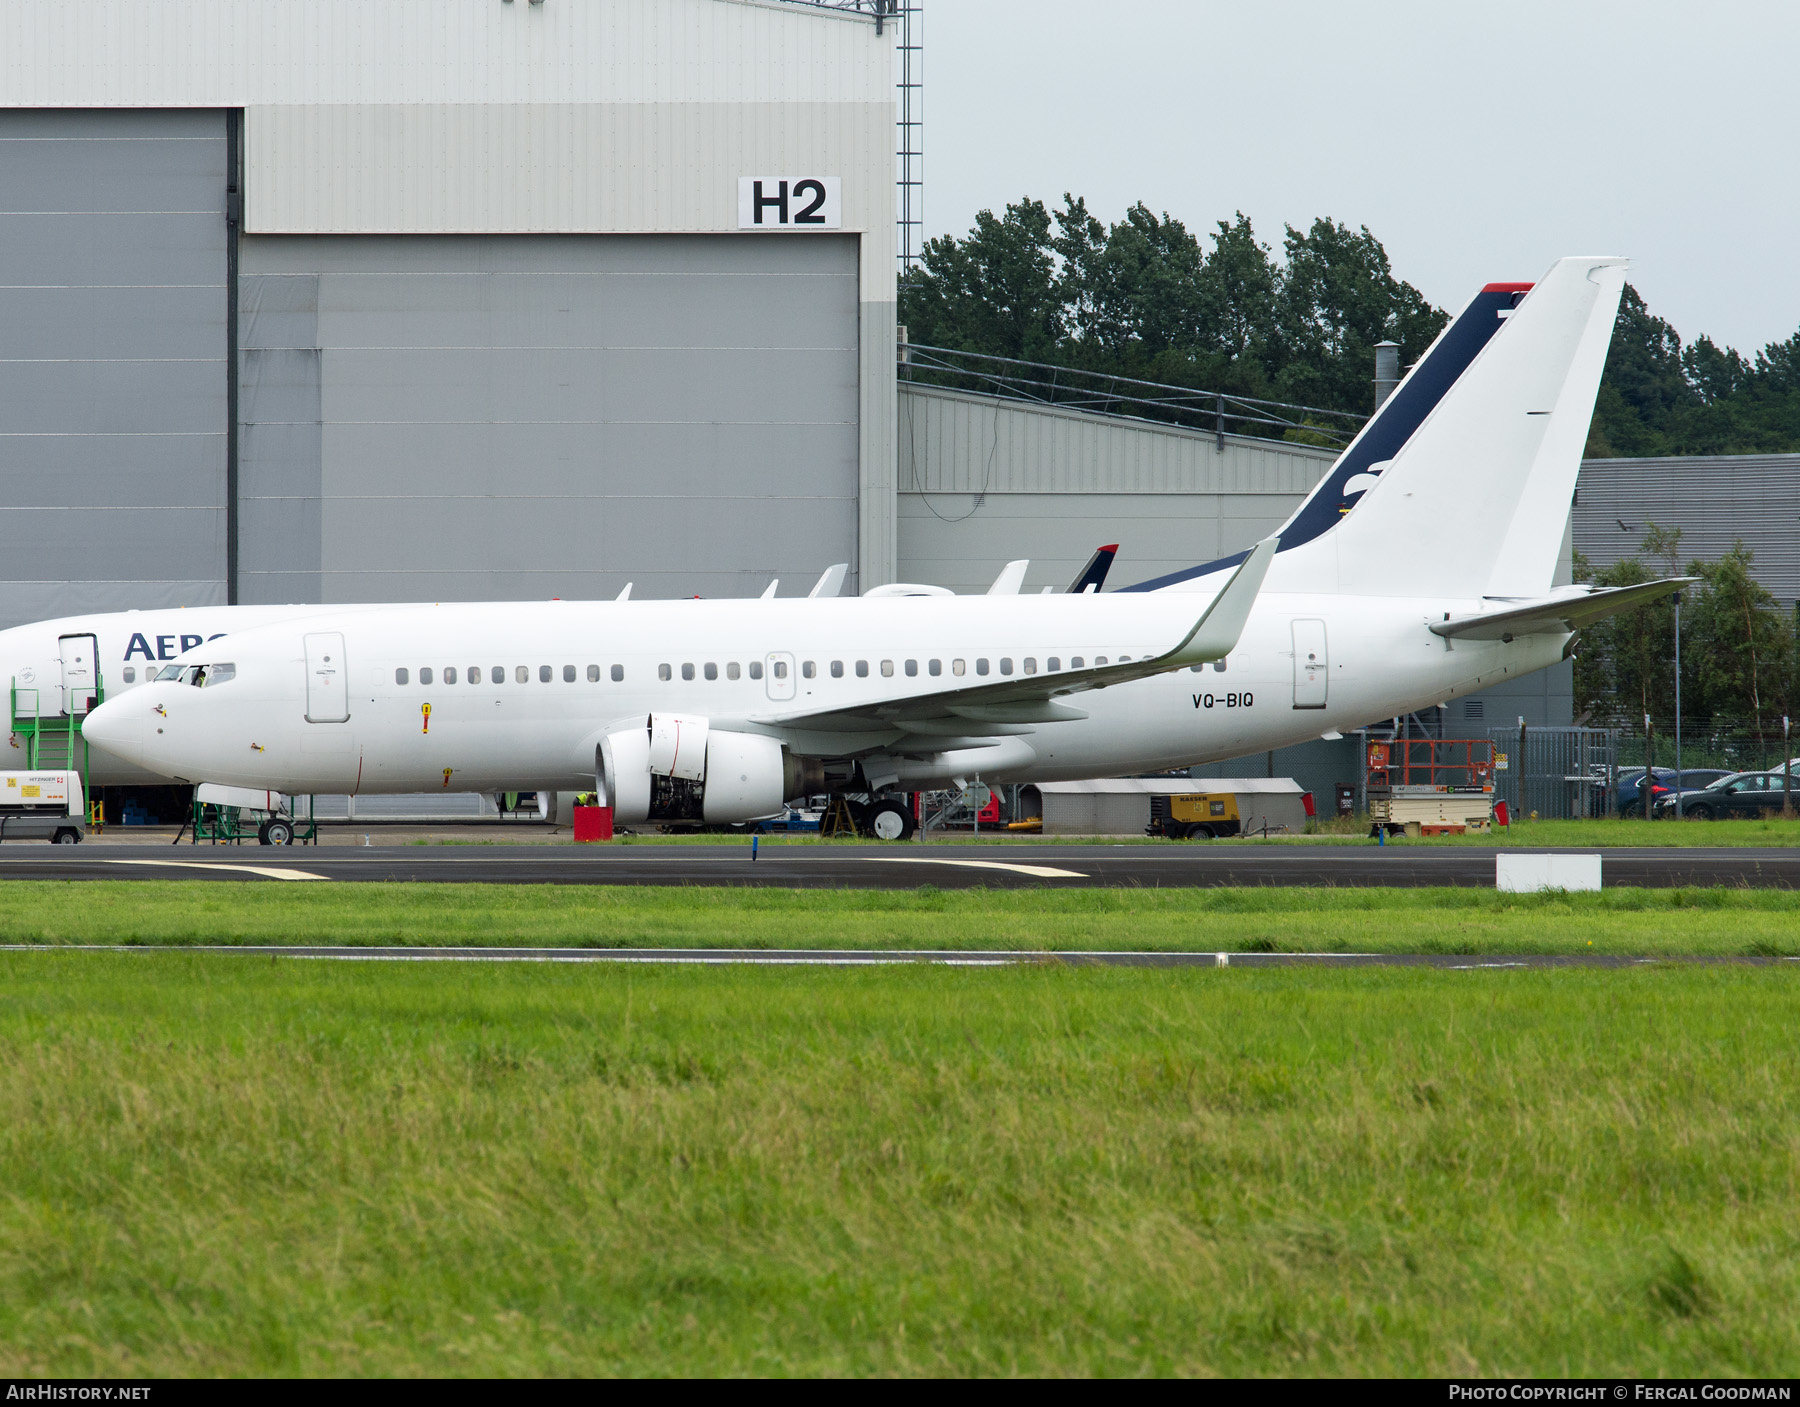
6, 880, 1800, 956
0, 955, 1795, 1375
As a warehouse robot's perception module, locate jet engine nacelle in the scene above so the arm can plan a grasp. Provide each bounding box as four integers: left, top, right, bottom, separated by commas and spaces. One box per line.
602, 714, 815, 825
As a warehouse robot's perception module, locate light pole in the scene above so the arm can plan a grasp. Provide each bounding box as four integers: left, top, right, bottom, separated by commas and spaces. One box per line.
1672, 591, 1683, 818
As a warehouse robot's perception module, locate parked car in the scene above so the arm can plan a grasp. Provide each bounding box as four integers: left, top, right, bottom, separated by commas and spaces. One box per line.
1616, 766, 1676, 814
1652, 768, 1734, 809
1667, 772, 1800, 820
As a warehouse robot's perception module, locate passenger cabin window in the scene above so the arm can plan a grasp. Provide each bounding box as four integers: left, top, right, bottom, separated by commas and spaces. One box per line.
928, 660, 941, 676
539, 665, 552, 683
515, 666, 528, 683
975, 659, 989, 676
1070, 657, 1084, 669
396, 668, 410, 685
564, 665, 576, 683
123, 667, 136, 684
420, 667, 434, 685
749, 661, 763, 680
881, 660, 894, 677
611, 665, 624, 682
802, 661, 816, 679
904, 660, 917, 677
587, 664, 600, 682
468, 666, 479, 684
1118, 655, 1131, 662
1094, 656, 1107, 666
681, 663, 695, 681
855, 660, 869, 678
773, 660, 789, 679
1000, 658, 1014, 676
952, 659, 966, 676
444, 667, 458, 684
1023, 658, 1036, 675
727, 662, 741, 680
658, 664, 672, 681
830, 661, 844, 678
1047, 658, 1061, 672
704, 663, 718, 681
1214, 659, 1227, 673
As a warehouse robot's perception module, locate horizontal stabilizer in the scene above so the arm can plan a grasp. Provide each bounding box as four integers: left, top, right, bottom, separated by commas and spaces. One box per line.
1430, 577, 1697, 640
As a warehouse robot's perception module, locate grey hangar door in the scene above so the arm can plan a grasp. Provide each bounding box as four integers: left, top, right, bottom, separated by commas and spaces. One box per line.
237, 234, 861, 606
0, 109, 230, 629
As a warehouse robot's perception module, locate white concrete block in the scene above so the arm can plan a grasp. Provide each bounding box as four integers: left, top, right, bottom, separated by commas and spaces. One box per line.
1496, 854, 1602, 893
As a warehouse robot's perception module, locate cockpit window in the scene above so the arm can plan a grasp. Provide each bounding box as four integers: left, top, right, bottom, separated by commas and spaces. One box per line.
165, 662, 236, 687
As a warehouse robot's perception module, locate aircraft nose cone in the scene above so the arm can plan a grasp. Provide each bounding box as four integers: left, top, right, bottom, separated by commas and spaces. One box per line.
81, 695, 146, 767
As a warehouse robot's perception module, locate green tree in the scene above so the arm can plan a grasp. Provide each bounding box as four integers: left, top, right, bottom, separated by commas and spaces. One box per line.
1685, 543, 1795, 736
899, 198, 1063, 360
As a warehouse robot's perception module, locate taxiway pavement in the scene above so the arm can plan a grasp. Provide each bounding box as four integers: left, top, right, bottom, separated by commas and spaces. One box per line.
1, 842, 1797, 887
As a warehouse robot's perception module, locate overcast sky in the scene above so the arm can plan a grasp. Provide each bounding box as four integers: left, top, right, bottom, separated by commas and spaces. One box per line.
921, 0, 1800, 355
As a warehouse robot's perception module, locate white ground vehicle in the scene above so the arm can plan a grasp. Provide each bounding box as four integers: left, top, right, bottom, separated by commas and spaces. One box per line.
0, 772, 86, 844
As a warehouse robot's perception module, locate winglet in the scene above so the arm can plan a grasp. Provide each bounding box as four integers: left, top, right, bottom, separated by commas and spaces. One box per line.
808, 563, 849, 599
615, 583, 633, 602
987, 560, 1029, 595
1065, 544, 1119, 594
1166, 537, 1276, 665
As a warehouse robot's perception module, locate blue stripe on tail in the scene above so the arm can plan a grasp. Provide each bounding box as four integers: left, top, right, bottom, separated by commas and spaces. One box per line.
1118, 285, 1525, 592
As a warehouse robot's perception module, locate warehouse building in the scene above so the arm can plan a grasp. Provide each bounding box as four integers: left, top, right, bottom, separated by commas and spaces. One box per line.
0, 0, 898, 622
1572, 454, 1800, 608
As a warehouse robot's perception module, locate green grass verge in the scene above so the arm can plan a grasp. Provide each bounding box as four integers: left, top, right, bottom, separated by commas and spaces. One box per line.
0, 956, 1795, 1375
6, 881, 1800, 956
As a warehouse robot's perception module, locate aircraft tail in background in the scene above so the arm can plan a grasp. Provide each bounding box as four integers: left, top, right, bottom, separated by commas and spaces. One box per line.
1290, 256, 1628, 598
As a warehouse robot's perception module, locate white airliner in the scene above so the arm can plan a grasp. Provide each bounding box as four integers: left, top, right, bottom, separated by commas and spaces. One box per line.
80, 256, 1682, 840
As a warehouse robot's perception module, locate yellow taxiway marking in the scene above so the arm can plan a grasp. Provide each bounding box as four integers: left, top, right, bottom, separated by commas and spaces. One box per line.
108, 859, 328, 882
864, 858, 1087, 879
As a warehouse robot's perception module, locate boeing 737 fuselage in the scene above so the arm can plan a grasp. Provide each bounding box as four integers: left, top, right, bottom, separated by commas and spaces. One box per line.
78, 257, 1683, 831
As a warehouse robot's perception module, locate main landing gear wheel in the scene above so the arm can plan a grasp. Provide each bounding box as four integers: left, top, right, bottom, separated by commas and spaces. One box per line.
259, 817, 295, 846
866, 800, 915, 842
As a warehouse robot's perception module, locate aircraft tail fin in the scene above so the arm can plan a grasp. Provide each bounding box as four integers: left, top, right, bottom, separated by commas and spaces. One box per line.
1319, 256, 1627, 597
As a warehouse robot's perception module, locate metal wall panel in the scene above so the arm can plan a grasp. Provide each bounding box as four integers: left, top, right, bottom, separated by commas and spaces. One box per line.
0, 108, 227, 629
238, 232, 859, 604
899, 385, 1337, 497
0, 0, 890, 108
897, 384, 1336, 594
1574, 455, 1800, 606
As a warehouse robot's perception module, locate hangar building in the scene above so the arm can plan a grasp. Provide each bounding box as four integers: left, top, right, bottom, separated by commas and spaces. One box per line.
1, 0, 1581, 823
0, 0, 898, 621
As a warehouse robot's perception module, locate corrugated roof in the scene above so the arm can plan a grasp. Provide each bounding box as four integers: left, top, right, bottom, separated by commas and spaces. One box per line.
1574, 454, 1800, 606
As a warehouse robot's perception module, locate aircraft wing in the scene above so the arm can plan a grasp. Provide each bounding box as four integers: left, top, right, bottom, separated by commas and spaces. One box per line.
751, 538, 1274, 739
1429, 577, 1697, 641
